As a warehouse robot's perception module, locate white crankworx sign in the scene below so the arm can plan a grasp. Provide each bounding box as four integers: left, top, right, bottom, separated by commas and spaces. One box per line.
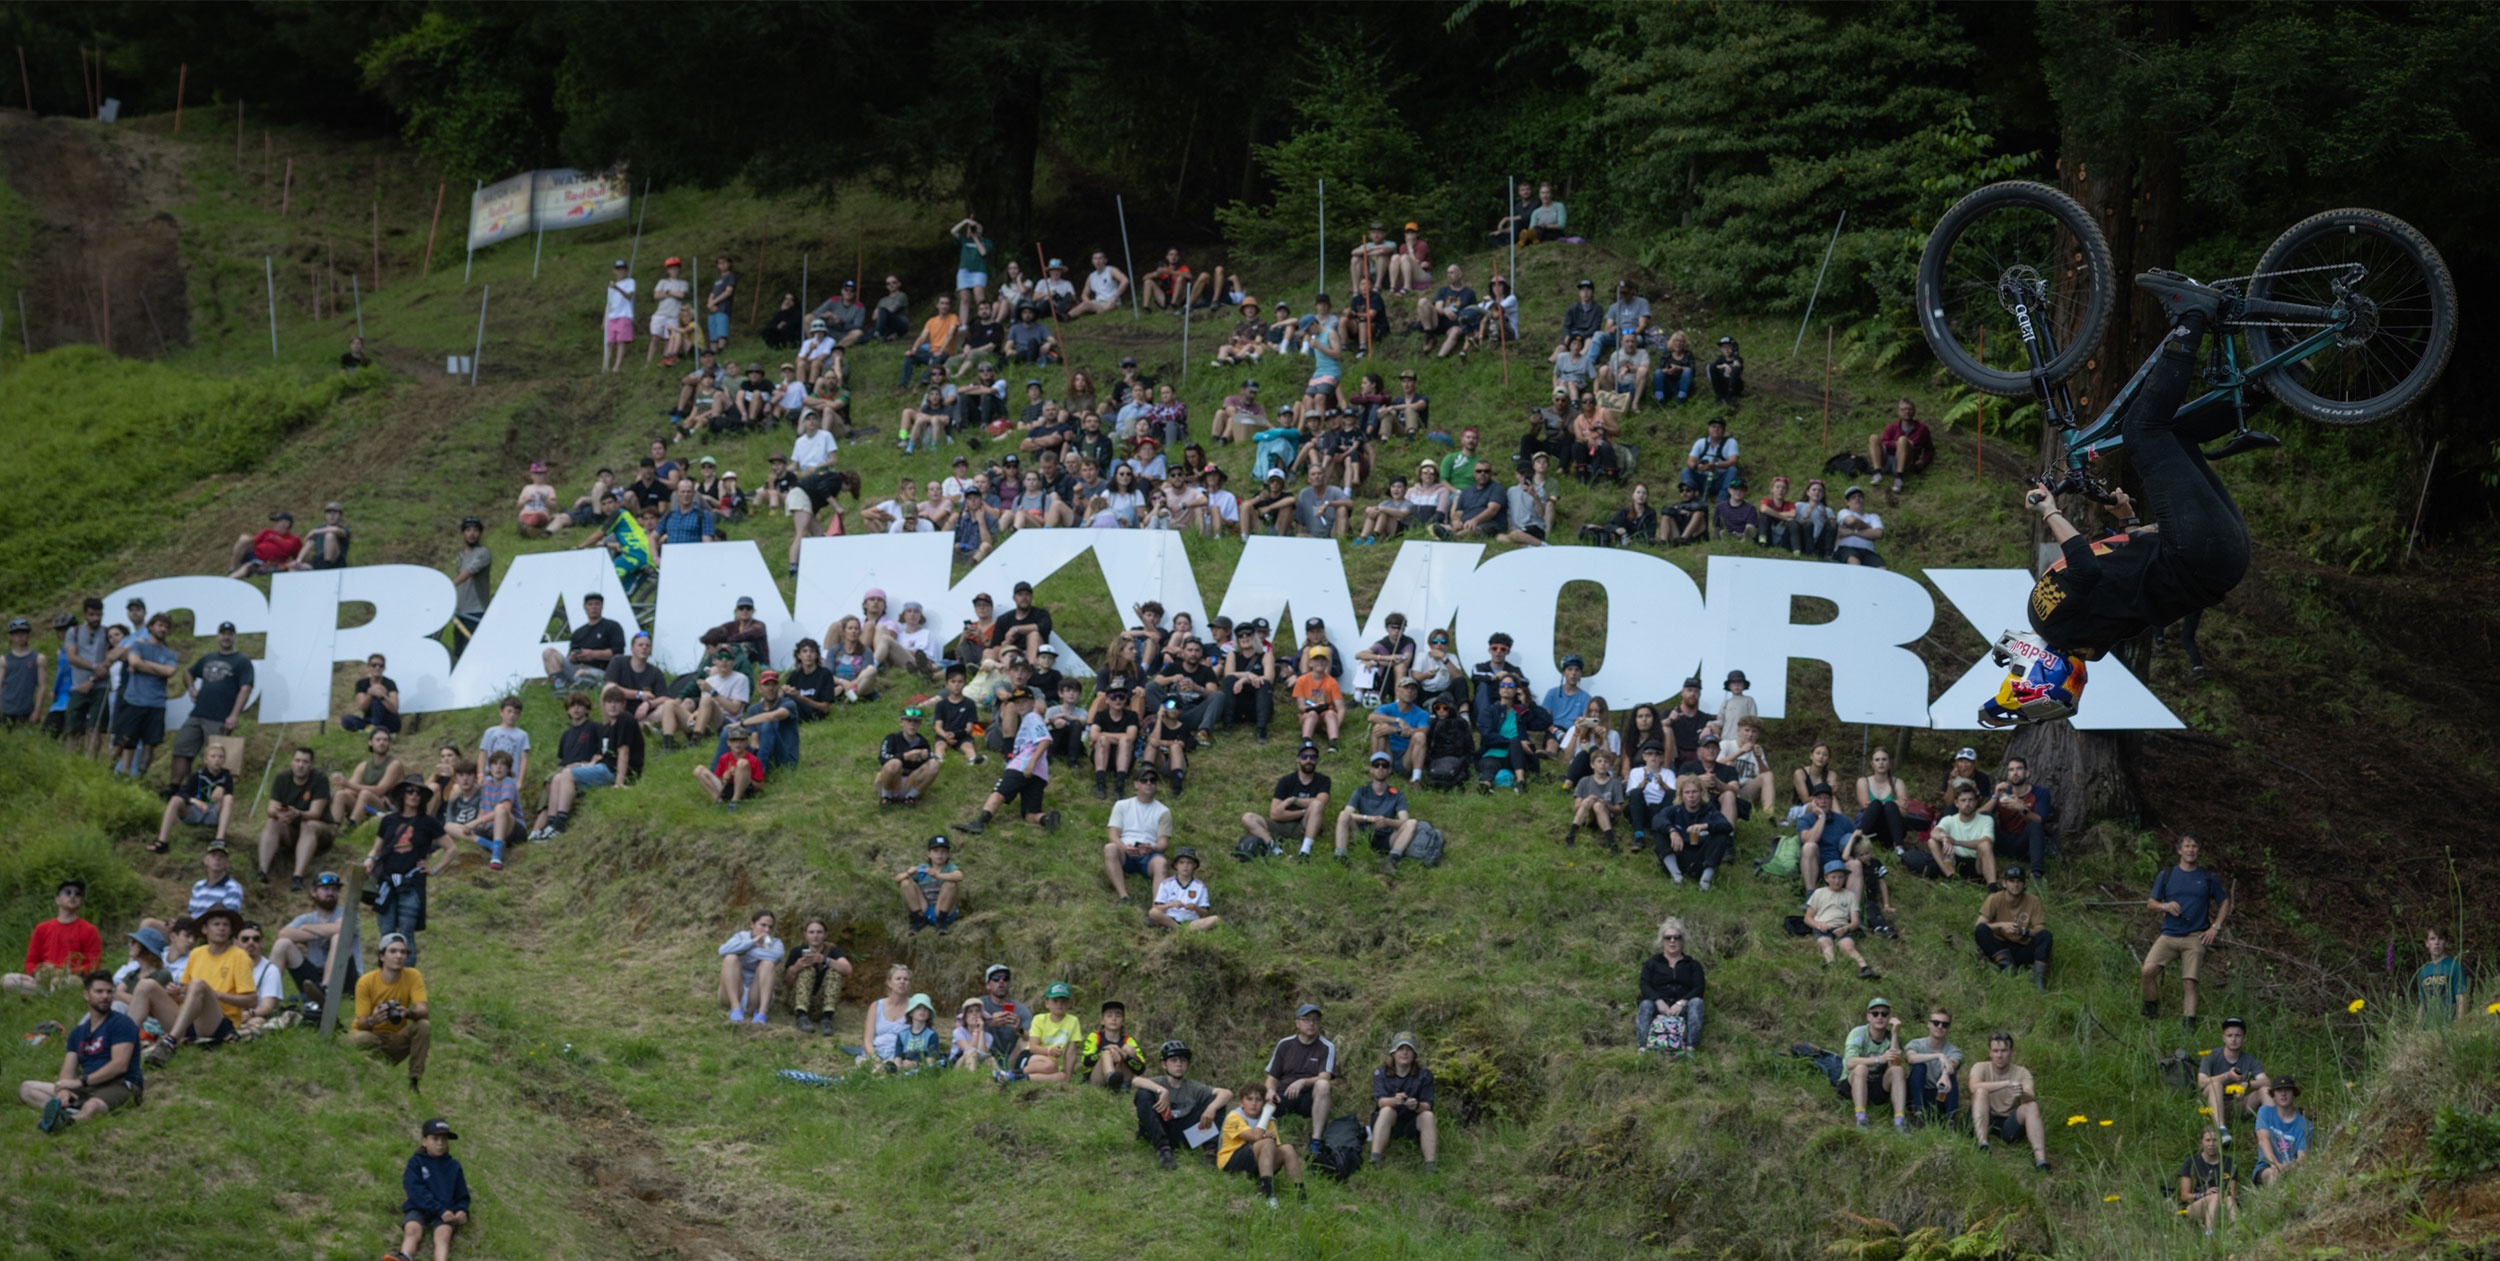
106, 535, 2180, 732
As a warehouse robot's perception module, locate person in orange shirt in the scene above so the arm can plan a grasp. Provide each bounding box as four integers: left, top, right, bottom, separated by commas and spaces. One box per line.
1291, 650, 1345, 751
898, 296, 963, 391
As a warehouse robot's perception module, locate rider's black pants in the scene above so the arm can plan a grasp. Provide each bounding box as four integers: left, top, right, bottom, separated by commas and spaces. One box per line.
2129, 317, 2251, 608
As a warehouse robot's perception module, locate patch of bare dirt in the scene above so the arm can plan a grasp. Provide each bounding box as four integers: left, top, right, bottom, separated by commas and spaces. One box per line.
0, 111, 192, 356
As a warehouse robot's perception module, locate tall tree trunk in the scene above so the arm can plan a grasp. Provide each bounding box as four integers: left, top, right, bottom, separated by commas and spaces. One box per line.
2029, 0, 2187, 836
969, 63, 1044, 246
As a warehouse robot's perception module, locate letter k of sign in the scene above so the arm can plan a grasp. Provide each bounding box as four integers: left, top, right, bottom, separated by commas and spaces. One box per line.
1923, 570, 2180, 731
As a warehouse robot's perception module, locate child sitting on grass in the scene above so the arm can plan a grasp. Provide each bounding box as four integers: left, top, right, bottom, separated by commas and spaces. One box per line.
1807, 860, 1879, 980
387, 1117, 471, 1261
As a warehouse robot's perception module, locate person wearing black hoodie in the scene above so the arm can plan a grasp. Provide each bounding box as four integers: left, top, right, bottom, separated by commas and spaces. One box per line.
389, 1117, 471, 1261
1637, 918, 1706, 1053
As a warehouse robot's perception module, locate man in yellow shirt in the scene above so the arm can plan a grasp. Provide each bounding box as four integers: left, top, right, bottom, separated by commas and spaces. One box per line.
350, 933, 432, 1091
169, 907, 255, 1051
1016, 982, 1083, 1085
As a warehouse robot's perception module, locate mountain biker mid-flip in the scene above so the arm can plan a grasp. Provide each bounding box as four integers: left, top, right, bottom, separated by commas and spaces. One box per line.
1983, 279, 2248, 728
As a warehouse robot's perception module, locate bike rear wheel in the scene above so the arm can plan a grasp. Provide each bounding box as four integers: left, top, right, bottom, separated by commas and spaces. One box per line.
1917, 181, 2115, 397
2243, 208, 2456, 426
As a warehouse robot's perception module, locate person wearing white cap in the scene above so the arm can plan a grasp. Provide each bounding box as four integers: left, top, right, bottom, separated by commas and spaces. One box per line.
602, 258, 636, 373
649, 257, 690, 366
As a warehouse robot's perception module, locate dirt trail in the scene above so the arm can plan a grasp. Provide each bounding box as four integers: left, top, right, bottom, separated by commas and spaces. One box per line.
1, 110, 192, 356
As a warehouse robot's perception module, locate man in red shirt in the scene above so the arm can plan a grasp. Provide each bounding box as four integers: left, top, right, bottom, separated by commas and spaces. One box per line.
3, 880, 103, 996
228, 511, 308, 578
1866, 399, 1935, 494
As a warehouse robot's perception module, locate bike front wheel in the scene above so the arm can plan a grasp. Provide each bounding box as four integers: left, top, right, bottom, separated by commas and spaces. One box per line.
2244, 208, 2457, 426
1917, 181, 2115, 397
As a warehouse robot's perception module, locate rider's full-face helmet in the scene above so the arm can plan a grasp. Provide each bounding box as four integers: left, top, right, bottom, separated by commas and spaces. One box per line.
1978, 631, 2088, 729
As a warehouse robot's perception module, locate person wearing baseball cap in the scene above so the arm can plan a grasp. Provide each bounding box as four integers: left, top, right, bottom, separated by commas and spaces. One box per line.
649, 256, 691, 366
976, 964, 1029, 1070
956, 685, 1060, 835
1, 879, 101, 997
895, 834, 961, 935
738, 669, 801, 770
1005, 982, 1083, 1084
1242, 740, 1333, 862
877, 703, 939, 808
698, 723, 765, 809
365, 778, 447, 962
228, 510, 308, 579
164, 615, 254, 790
388, 1113, 472, 1260
600, 256, 638, 372
1265, 1003, 1338, 1157
0, 614, 38, 727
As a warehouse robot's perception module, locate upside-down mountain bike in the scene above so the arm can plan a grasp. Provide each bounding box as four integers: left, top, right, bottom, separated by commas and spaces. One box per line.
1915, 181, 2457, 503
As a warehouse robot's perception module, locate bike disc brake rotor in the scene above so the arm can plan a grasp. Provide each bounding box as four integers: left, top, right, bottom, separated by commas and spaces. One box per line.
1996, 266, 2045, 317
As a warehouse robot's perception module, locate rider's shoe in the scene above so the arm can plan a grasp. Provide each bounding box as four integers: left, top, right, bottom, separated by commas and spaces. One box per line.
2203, 429, 2283, 461
2135, 271, 2227, 328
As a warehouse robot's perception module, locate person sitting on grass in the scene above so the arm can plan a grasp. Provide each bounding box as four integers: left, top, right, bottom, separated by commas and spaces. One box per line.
1657, 777, 1734, 889
780, 916, 851, 1036
1924, 784, 2000, 886
155, 740, 236, 853
1134, 1040, 1232, 1170
896, 835, 963, 935
4, 880, 102, 998
958, 688, 1062, 834
1012, 982, 1084, 1085
330, 728, 406, 833
1903, 1007, 1964, 1122
1975, 866, 2053, 990
21, 971, 139, 1135
1868, 399, 1935, 495
695, 724, 765, 809
1083, 1000, 1147, 1090
2260, 1075, 2310, 1180
435, 760, 513, 871
2178, 1126, 2239, 1235
349, 932, 431, 1091
715, 909, 783, 1028
1221, 1082, 1309, 1206
1369, 1031, 1439, 1171
526, 687, 640, 841
1568, 749, 1626, 852
1339, 751, 1422, 872
1292, 649, 1347, 749
1088, 682, 1140, 800
888, 994, 943, 1071
1807, 860, 1880, 980
1267, 1003, 1338, 1156
1636, 916, 1705, 1054
1149, 848, 1221, 932
2200, 1016, 2271, 1145
1104, 768, 1173, 905
1243, 740, 1333, 862
385, 1117, 471, 1261
1838, 997, 1910, 1131
876, 705, 940, 806
930, 667, 986, 766
1968, 1031, 2050, 1170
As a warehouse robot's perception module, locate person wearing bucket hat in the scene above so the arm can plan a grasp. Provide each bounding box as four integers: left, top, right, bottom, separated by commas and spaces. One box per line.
2251, 1077, 2310, 1185
1368, 1030, 1439, 1170
168, 904, 254, 1051
1133, 1037, 1232, 1169
365, 778, 448, 964
388, 1114, 472, 1261
1713, 670, 1757, 757
889, 993, 945, 1069
24, 967, 145, 1135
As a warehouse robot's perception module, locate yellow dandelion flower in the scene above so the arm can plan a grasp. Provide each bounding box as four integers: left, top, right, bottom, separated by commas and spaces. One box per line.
2197, 1107, 2213, 1116
2100, 1119, 2115, 1127
2176, 1209, 2191, 1216
2345, 1081, 2356, 1089
2485, 1002, 2499, 1015
2103, 1195, 2122, 1204
2348, 999, 2366, 1014
2066, 1115, 2088, 1126
2225, 1084, 2244, 1096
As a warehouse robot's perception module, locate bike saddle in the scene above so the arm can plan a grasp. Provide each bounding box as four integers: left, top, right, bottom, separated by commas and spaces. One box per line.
2202, 428, 2282, 461
2136, 271, 2229, 327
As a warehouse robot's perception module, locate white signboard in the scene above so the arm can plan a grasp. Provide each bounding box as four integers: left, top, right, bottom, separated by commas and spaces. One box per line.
107, 540, 2180, 731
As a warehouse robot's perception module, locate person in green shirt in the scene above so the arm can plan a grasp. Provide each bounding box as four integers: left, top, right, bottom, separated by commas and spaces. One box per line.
2414, 927, 2469, 1024
950, 217, 991, 317
1441, 427, 1481, 488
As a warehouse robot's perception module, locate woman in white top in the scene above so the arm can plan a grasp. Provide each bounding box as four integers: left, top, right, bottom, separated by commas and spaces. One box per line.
648, 259, 692, 365
1478, 275, 1519, 346
1148, 849, 1220, 932
1563, 696, 1621, 784
1090, 463, 1148, 528
687, 649, 752, 736
716, 909, 784, 1025
993, 261, 1033, 311
1406, 460, 1453, 528
1200, 467, 1241, 537
860, 962, 915, 1068
890, 602, 940, 676
797, 324, 836, 386
1075, 251, 1128, 317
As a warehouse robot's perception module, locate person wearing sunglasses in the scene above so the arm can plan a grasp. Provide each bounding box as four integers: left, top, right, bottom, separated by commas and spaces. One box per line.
1636, 917, 1704, 1055
877, 706, 940, 807
1240, 741, 1333, 861
1903, 1007, 1965, 1121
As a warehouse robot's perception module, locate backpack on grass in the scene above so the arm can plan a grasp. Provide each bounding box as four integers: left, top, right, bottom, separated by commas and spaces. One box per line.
1403, 821, 1445, 867
1644, 1010, 1689, 1053
1758, 832, 1802, 878
1315, 1114, 1369, 1182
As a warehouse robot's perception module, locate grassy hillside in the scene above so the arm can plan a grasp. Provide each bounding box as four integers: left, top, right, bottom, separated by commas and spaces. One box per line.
2, 112, 2495, 1260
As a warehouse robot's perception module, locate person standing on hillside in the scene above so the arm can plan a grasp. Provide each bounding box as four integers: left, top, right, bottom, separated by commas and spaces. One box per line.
166, 619, 252, 790
648, 257, 690, 365
2, 880, 102, 997
2141, 834, 2227, 1034
601, 258, 637, 373
366, 780, 449, 963
0, 615, 45, 729
705, 255, 737, 353
2413, 927, 2470, 1025
106, 611, 177, 778
59, 598, 111, 758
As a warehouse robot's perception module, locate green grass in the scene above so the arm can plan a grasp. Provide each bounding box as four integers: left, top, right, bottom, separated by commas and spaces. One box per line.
0, 112, 2486, 1260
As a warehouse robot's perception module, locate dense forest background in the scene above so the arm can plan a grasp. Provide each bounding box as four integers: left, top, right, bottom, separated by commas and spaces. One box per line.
7, 0, 2496, 508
